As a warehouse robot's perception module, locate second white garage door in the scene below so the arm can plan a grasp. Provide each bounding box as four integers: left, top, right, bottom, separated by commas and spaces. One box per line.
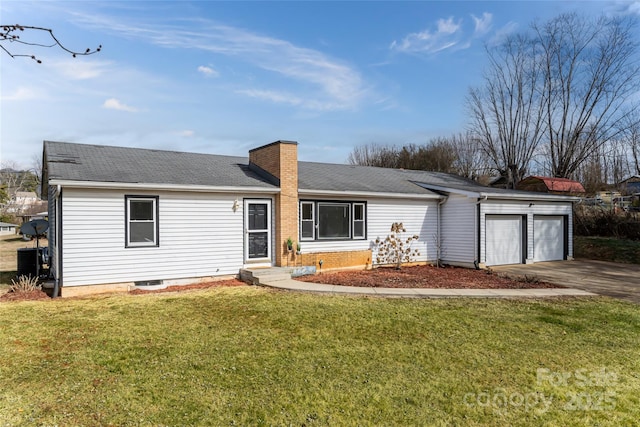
486, 215, 523, 266
534, 216, 564, 262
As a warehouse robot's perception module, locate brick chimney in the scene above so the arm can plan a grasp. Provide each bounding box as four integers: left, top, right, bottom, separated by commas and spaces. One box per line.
249, 140, 298, 266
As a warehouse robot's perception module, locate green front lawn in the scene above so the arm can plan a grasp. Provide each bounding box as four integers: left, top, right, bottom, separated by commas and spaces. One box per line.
1, 287, 639, 426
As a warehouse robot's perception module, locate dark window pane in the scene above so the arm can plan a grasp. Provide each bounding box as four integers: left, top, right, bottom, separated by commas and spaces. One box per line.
354, 204, 364, 221
318, 204, 350, 239
248, 232, 268, 258
302, 203, 313, 220
354, 221, 364, 238
249, 204, 267, 230
130, 200, 154, 220
302, 221, 314, 239
130, 222, 154, 243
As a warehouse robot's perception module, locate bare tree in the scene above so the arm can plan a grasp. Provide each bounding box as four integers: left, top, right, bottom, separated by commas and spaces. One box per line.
467, 33, 547, 188
448, 131, 491, 179
347, 143, 399, 168
619, 111, 640, 175
575, 139, 630, 194
347, 134, 491, 178
535, 13, 640, 178
1, 24, 101, 63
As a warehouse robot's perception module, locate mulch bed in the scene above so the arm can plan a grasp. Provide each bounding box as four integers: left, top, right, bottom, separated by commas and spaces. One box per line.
0, 289, 51, 302
297, 265, 561, 289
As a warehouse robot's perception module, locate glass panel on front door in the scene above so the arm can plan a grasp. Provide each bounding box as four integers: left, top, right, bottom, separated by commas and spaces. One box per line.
248, 232, 268, 258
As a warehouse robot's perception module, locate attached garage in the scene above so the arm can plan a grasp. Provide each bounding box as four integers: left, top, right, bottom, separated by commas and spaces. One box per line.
485, 215, 524, 266
534, 215, 565, 262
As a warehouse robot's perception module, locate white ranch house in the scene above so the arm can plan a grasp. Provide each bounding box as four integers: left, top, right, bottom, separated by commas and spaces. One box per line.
43, 140, 576, 296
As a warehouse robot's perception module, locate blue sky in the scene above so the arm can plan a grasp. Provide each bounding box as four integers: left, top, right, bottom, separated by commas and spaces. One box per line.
1, 1, 638, 169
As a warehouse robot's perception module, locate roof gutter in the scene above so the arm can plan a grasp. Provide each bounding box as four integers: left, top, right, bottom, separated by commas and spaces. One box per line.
48, 179, 280, 194
416, 183, 580, 202
298, 188, 444, 200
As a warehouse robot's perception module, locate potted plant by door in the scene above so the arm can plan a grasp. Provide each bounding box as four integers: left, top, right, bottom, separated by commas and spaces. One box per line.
296, 242, 301, 255
286, 237, 294, 252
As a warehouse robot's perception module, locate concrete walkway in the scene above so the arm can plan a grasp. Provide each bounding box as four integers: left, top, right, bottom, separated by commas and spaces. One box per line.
241, 268, 596, 298
494, 260, 640, 304
260, 278, 595, 298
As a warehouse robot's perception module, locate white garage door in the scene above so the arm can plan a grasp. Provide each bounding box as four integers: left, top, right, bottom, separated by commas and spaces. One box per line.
486, 215, 523, 266
534, 216, 564, 262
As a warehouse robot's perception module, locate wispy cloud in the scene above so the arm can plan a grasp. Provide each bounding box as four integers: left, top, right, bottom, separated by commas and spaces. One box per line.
472, 12, 493, 35
390, 17, 462, 54
488, 22, 519, 46
391, 12, 495, 55
618, 0, 640, 16
69, 13, 366, 111
236, 89, 302, 107
103, 98, 138, 112
197, 65, 219, 77
49, 59, 112, 80
178, 130, 195, 137
1, 87, 41, 101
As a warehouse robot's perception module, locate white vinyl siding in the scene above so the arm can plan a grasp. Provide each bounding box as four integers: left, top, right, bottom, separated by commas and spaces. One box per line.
61, 188, 268, 287
440, 194, 477, 266
480, 199, 573, 265
298, 197, 437, 264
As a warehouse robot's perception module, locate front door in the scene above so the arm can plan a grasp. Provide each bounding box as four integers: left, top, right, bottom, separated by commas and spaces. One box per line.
244, 199, 271, 263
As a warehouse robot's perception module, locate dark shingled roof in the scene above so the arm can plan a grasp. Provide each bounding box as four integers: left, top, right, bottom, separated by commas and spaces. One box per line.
44, 141, 277, 189
298, 161, 465, 195
44, 141, 565, 199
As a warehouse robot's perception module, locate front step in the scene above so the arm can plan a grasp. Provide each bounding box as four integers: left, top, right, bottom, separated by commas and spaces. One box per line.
240, 267, 293, 286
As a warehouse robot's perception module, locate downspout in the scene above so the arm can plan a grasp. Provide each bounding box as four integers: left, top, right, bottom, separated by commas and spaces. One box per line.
474, 195, 488, 269
52, 184, 61, 298
436, 196, 448, 267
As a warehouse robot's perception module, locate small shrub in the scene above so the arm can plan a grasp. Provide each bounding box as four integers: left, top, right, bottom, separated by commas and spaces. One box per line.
374, 222, 420, 269
10, 275, 41, 293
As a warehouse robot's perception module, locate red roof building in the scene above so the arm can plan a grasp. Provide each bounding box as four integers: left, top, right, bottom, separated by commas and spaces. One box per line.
517, 176, 586, 195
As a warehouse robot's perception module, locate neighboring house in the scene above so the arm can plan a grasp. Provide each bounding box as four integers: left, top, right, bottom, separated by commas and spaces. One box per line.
517, 176, 586, 195
5, 191, 40, 215
21, 206, 48, 223
618, 176, 640, 194
487, 175, 509, 189
0, 222, 17, 235
43, 140, 578, 296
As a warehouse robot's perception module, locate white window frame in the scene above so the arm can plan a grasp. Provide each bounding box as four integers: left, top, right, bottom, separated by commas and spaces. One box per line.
126, 196, 158, 248
244, 199, 272, 263
300, 201, 315, 241
300, 201, 366, 241
352, 202, 366, 240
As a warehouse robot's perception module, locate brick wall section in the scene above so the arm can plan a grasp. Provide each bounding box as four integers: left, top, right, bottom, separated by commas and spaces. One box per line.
249, 140, 299, 266
298, 250, 373, 271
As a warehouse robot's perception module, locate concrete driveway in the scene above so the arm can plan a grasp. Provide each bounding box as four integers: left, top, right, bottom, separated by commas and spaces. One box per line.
493, 260, 640, 304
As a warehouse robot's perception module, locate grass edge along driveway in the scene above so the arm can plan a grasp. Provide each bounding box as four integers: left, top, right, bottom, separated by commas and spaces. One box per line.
1, 287, 639, 426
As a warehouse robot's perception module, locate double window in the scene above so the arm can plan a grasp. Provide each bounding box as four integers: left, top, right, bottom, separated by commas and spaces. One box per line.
300, 201, 366, 241
126, 196, 159, 247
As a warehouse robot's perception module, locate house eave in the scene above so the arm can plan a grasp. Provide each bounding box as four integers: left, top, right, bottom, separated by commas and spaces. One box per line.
416, 183, 580, 202
48, 179, 280, 194
298, 188, 444, 200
